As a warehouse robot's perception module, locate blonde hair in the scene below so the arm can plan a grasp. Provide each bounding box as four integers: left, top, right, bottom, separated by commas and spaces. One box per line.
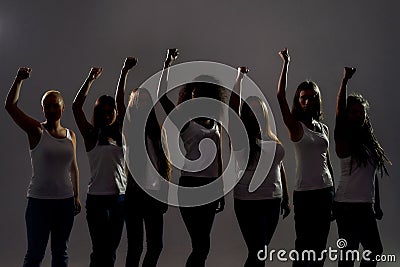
41, 90, 64, 107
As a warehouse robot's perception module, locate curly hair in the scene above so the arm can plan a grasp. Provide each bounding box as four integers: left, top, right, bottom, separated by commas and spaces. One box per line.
346, 93, 391, 176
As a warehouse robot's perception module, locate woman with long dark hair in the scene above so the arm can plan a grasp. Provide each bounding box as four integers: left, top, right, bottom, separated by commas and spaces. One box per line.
72, 57, 137, 267
229, 67, 290, 267
157, 49, 225, 267
277, 48, 334, 267
5, 67, 81, 267
333, 67, 390, 267
124, 86, 171, 267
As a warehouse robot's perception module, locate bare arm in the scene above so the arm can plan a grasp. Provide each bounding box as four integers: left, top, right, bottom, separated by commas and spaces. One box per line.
157, 49, 178, 116
334, 67, 356, 158
5, 67, 42, 148
228, 67, 248, 150
72, 68, 102, 150
116, 57, 137, 122
374, 175, 383, 220
280, 162, 291, 219
215, 123, 225, 214
69, 130, 81, 215
277, 48, 302, 142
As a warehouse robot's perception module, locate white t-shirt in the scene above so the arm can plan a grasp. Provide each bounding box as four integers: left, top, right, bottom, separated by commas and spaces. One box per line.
180, 120, 220, 178
234, 140, 285, 200
293, 122, 333, 191
87, 140, 127, 195
335, 156, 376, 203
28, 126, 74, 199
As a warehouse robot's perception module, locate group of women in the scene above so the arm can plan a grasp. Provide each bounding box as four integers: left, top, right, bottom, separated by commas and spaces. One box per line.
5, 47, 390, 267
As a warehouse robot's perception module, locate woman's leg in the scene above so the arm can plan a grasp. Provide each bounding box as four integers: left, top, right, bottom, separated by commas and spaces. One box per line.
23, 198, 51, 267
125, 195, 144, 267
142, 210, 164, 267
234, 198, 281, 267
359, 205, 383, 267
86, 195, 115, 267
50, 197, 75, 267
109, 195, 125, 265
335, 202, 360, 267
180, 202, 217, 267
293, 188, 333, 267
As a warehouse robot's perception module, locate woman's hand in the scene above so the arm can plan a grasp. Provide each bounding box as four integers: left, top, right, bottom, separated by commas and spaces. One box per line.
123, 57, 138, 71
74, 197, 82, 216
16, 67, 31, 81
280, 198, 291, 219
343, 67, 356, 80
279, 48, 290, 64
88, 67, 103, 81
215, 196, 225, 214
164, 48, 179, 68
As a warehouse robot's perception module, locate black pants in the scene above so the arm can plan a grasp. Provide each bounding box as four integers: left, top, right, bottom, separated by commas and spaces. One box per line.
125, 183, 167, 267
86, 194, 125, 267
234, 198, 281, 267
293, 187, 334, 267
179, 176, 219, 267
334, 202, 383, 267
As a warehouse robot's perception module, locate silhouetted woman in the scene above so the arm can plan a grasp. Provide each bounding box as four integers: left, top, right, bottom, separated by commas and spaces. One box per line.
157, 49, 225, 267
5, 67, 81, 267
124, 87, 171, 267
72, 57, 137, 267
334, 67, 391, 267
230, 67, 290, 267
277, 48, 334, 267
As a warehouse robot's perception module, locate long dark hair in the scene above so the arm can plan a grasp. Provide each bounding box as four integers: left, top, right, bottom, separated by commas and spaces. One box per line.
129, 88, 171, 180
92, 95, 122, 146
346, 94, 390, 176
291, 80, 323, 122
177, 75, 226, 120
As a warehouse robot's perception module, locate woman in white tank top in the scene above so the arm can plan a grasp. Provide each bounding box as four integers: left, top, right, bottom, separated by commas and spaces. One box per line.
333, 67, 391, 267
277, 48, 334, 267
72, 57, 137, 267
5, 67, 80, 267
229, 67, 291, 267
157, 49, 225, 267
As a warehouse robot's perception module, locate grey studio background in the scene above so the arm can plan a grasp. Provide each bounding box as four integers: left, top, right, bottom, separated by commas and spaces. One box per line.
0, 1, 399, 266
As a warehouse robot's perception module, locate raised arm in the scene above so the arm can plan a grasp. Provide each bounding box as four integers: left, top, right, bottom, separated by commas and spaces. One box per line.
228, 66, 248, 150
336, 67, 356, 118
116, 57, 137, 122
157, 48, 178, 115
5, 67, 42, 148
334, 67, 356, 157
277, 48, 302, 141
72, 67, 102, 148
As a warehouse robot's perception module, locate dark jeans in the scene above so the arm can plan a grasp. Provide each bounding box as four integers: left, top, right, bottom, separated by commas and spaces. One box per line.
125, 183, 167, 267
86, 194, 125, 267
179, 176, 219, 267
23, 197, 75, 267
334, 202, 383, 267
293, 187, 334, 267
234, 198, 281, 267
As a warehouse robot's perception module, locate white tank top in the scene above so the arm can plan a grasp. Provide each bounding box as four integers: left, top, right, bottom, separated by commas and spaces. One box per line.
234, 141, 285, 200
28, 126, 74, 199
335, 156, 376, 203
180, 120, 220, 178
293, 122, 333, 191
87, 139, 127, 195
